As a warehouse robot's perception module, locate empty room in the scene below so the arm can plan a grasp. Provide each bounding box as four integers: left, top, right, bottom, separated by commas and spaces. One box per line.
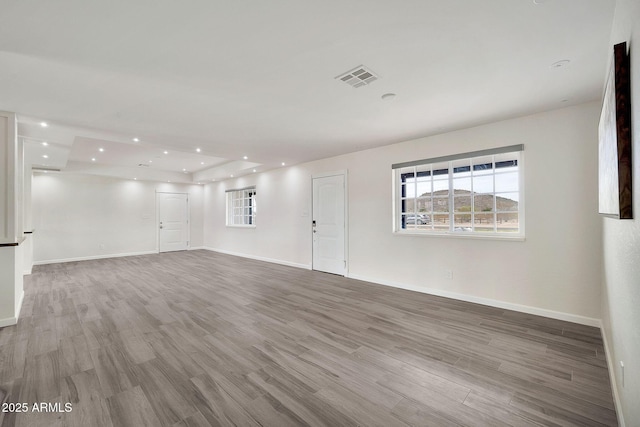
0, 0, 639, 426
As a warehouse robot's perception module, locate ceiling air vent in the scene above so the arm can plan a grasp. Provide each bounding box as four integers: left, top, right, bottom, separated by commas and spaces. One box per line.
336, 65, 379, 88
137, 163, 150, 167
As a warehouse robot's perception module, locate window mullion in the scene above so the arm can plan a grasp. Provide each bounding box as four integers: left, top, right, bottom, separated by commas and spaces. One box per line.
492, 155, 497, 232
413, 166, 418, 220
470, 157, 475, 232
430, 164, 434, 231
448, 161, 453, 232
245, 190, 249, 225
400, 170, 404, 230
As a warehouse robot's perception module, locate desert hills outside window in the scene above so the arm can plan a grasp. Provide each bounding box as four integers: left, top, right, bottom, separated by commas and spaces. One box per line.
226, 187, 256, 227
393, 145, 524, 238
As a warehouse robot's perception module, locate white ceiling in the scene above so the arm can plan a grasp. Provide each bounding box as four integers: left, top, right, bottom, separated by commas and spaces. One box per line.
0, 0, 615, 182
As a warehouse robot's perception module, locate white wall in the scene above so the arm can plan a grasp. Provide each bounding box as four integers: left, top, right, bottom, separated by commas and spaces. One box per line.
0, 245, 23, 327
32, 174, 204, 263
0, 112, 22, 244
203, 167, 315, 268
0, 111, 24, 327
204, 102, 603, 322
601, 0, 640, 424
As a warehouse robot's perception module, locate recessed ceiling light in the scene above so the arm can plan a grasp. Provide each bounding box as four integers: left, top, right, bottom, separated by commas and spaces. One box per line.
164, 151, 169, 155
230, 174, 234, 177
40, 122, 48, 128
196, 148, 201, 153
99, 148, 104, 152
148, 160, 153, 163
133, 137, 140, 142
281, 162, 286, 166
550, 60, 570, 68
134, 178, 137, 180
200, 162, 204, 165
381, 93, 396, 100
243, 156, 248, 160
168, 180, 171, 183
91, 158, 96, 162
42, 155, 48, 159
42, 142, 48, 146
43, 171, 48, 174
253, 169, 256, 173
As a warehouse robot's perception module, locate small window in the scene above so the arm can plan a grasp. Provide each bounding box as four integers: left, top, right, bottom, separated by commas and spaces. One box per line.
393, 145, 523, 238
226, 187, 256, 226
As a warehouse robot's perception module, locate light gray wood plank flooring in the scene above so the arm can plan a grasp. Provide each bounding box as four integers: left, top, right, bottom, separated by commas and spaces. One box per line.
0, 250, 618, 426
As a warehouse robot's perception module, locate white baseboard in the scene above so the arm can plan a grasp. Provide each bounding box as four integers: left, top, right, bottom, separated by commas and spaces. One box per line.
188, 246, 205, 251
0, 290, 25, 328
0, 316, 17, 328
199, 249, 599, 327
347, 273, 601, 327
15, 289, 24, 320
203, 247, 311, 270
599, 322, 625, 427
33, 250, 158, 266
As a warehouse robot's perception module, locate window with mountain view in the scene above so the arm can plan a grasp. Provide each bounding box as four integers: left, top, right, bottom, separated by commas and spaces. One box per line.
393, 146, 523, 237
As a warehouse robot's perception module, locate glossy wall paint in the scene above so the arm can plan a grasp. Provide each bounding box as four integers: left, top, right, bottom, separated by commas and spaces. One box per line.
601, 0, 640, 424
204, 102, 603, 322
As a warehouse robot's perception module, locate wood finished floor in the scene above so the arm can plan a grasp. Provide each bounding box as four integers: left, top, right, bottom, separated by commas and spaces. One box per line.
0, 250, 617, 427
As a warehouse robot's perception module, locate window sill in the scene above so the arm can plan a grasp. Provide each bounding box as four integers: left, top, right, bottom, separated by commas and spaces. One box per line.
393, 230, 525, 241
226, 225, 256, 229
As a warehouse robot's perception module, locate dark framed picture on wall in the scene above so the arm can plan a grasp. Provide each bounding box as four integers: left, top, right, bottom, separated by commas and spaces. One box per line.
598, 41, 632, 219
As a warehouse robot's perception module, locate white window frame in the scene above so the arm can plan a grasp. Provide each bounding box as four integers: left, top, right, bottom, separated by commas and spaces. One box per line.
226, 187, 257, 227
393, 145, 524, 240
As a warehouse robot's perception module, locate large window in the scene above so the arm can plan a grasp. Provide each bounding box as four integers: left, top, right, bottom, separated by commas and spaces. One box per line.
393, 145, 523, 237
226, 187, 256, 226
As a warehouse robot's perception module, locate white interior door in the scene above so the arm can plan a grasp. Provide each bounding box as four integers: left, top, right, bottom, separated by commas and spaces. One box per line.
312, 173, 346, 275
158, 193, 189, 253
